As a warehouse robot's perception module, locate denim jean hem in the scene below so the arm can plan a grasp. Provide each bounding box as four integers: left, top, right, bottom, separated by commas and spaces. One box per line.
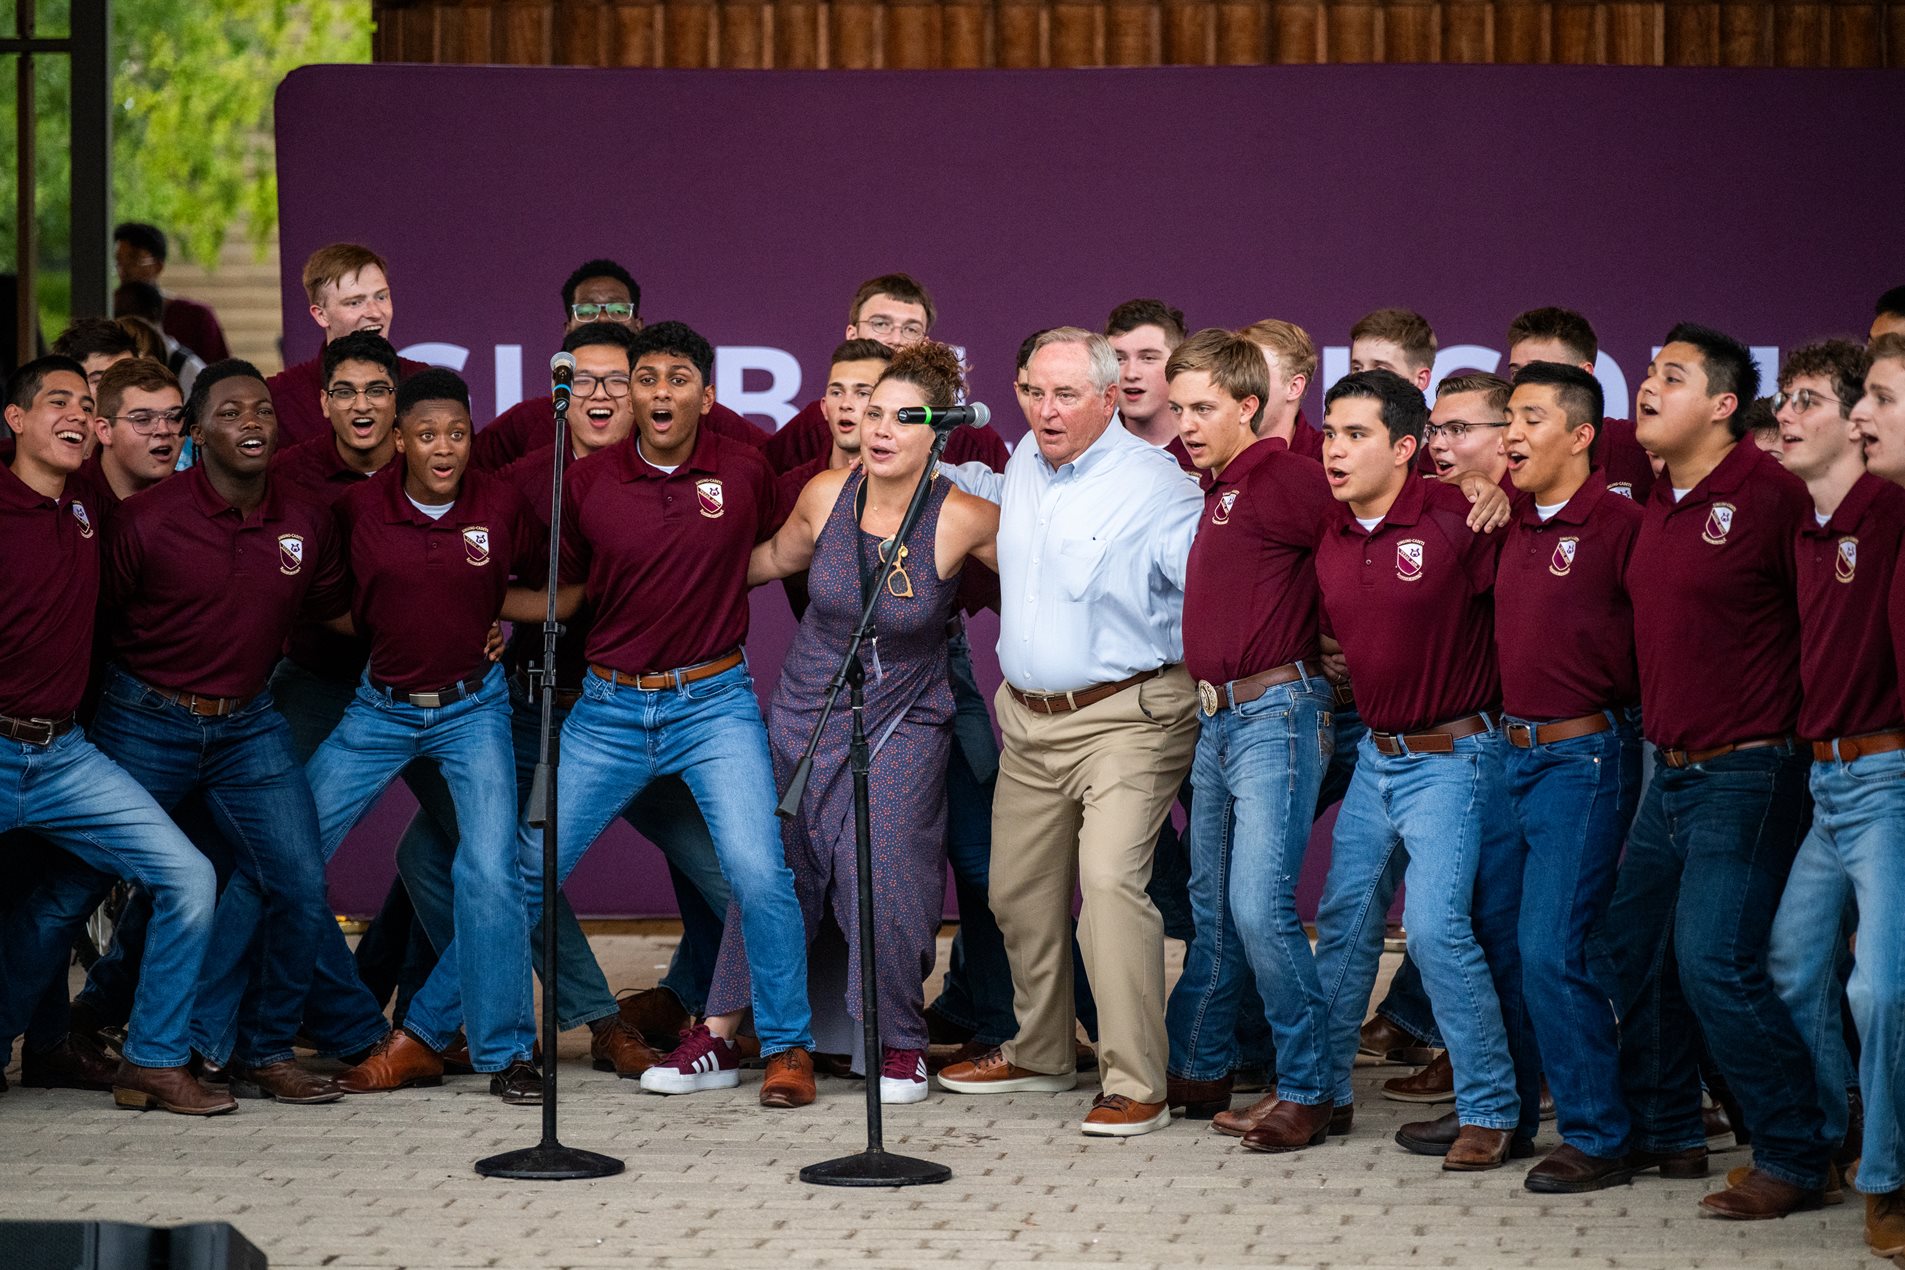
1167, 1065, 1233, 1083
121, 1044, 193, 1069
1856, 1171, 1903, 1196
1749, 1155, 1830, 1190
1454, 1114, 1519, 1132
237, 1045, 298, 1069
1274, 1090, 1329, 1107
1638, 1133, 1706, 1153
305, 1020, 392, 1062
1558, 1132, 1632, 1159
562, 1005, 620, 1032
761, 1039, 817, 1060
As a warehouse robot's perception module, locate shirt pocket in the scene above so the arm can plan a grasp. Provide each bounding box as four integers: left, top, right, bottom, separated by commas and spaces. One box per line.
1054, 535, 1108, 602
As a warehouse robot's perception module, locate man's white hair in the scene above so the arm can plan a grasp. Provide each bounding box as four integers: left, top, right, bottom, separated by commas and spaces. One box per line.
1029, 326, 1118, 394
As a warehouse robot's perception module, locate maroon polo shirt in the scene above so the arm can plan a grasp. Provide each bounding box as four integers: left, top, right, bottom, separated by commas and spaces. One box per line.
1597, 417, 1657, 505
161, 296, 230, 364
1163, 435, 1213, 490
1183, 441, 1334, 686
0, 465, 103, 719
762, 396, 1011, 475
265, 354, 433, 450
336, 465, 543, 694
103, 464, 349, 699
1494, 477, 1642, 720
1315, 476, 1504, 735
500, 443, 595, 691
473, 396, 766, 473
273, 434, 389, 680
1627, 439, 1808, 752
1892, 561, 1905, 726
559, 427, 776, 675
1796, 473, 1905, 741
1284, 410, 1322, 462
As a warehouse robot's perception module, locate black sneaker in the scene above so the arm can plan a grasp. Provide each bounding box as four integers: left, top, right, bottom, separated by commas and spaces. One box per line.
490, 1060, 543, 1105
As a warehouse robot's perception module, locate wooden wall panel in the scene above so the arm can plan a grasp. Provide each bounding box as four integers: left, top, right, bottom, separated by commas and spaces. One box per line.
371, 0, 1904, 65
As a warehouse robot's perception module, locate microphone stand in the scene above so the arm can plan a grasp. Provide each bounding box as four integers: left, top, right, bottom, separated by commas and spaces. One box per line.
477, 378, 624, 1182
788, 427, 954, 1189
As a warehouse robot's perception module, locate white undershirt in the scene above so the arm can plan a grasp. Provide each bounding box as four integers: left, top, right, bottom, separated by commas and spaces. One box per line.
1815, 510, 1831, 527
408, 494, 453, 520
1671, 487, 1691, 503
1354, 515, 1383, 532
1535, 501, 1567, 522
648, 462, 680, 475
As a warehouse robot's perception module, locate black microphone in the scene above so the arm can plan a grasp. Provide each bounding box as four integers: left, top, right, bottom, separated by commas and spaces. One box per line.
550, 351, 576, 411
896, 402, 990, 430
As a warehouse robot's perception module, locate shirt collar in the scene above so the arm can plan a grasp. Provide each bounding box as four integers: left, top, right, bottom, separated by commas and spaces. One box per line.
616, 424, 720, 481
1518, 473, 1606, 528
380, 462, 485, 527
1655, 438, 1756, 510
1333, 471, 1427, 538
1210, 437, 1276, 490
0, 462, 61, 510
1808, 471, 1886, 538
188, 461, 283, 527
1040, 414, 1131, 479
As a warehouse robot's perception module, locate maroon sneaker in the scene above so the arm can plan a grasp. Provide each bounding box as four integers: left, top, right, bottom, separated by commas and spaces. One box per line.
637, 1023, 741, 1094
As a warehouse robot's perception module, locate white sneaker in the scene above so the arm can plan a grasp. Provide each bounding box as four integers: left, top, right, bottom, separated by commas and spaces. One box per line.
638, 1023, 741, 1094
879, 1048, 929, 1104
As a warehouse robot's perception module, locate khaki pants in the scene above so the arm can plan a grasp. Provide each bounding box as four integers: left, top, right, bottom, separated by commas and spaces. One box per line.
991, 666, 1198, 1103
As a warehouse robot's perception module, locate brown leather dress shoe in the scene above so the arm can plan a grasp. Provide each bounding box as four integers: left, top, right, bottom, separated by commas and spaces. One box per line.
336, 1029, 444, 1094
1700, 1166, 1827, 1219
231, 1060, 344, 1104
491, 1061, 543, 1105
1627, 1144, 1710, 1178
1359, 1015, 1437, 1065
616, 987, 692, 1049
759, 1047, 816, 1108
1866, 1189, 1905, 1257
590, 1018, 662, 1078
1239, 1099, 1333, 1153
22, 1034, 119, 1091
1082, 1093, 1171, 1137
439, 1033, 475, 1076
1396, 1110, 1535, 1161
938, 1047, 1077, 1094
1724, 1161, 1843, 1204
1381, 1050, 1455, 1103
1167, 1074, 1232, 1119
1525, 1143, 1639, 1192
1702, 1100, 1734, 1144
112, 1061, 237, 1116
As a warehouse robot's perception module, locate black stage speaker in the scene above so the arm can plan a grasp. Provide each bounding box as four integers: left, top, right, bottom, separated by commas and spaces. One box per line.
0, 1220, 267, 1269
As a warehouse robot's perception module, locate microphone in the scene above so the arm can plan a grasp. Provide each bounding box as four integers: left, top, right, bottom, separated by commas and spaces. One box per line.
550, 351, 576, 411
896, 402, 990, 430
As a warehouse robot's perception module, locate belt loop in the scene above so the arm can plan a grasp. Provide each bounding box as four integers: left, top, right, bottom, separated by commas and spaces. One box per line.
1225, 681, 1238, 712
1064, 690, 1078, 712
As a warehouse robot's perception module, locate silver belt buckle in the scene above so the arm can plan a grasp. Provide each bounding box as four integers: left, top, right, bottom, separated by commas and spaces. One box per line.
1196, 680, 1221, 717
411, 690, 445, 708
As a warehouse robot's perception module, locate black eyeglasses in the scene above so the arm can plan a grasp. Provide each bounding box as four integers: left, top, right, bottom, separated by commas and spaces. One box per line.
1424, 420, 1510, 440
325, 384, 395, 403
571, 302, 636, 322
573, 373, 632, 399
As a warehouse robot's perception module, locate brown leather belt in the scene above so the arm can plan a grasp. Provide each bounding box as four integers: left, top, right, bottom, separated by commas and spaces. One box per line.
372, 673, 485, 710
1007, 667, 1166, 716
1658, 736, 1793, 769
590, 649, 745, 692
1370, 711, 1499, 756
1505, 711, 1615, 749
1812, 729, 1905, 763
151, 685, 256, 718
1196, 661, 1314, 717
1, 713, 77, 746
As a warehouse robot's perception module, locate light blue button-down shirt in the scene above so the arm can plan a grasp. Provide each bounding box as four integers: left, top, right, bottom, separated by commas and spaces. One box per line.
951, 418, 1202, 694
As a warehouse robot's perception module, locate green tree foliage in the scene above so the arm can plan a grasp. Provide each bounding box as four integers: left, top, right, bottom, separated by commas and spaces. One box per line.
3, 0, 371, 275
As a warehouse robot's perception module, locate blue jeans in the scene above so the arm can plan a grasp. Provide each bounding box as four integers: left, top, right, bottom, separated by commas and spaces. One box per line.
395, 674, 729, 1029
0, 737, 215, 1068
88, 667, 328, 1069
1600, 743, 1828, 1187
1313, 728, 1522, 1129
1166, 678, 1333, 1097
1502, 713, 1642, 1157
408, 661, 813, 1056
1767, 748, 1905, 1194
270, 656, 459, 1022
303, 662, 532, 1072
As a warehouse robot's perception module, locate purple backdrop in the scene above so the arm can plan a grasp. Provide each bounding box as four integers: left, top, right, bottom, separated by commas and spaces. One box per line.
276, 62, 1904, 916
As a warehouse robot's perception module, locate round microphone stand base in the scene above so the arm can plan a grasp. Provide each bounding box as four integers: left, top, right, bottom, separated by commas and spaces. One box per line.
799, 1149, 952, 1188
476, 1143, 626, 1182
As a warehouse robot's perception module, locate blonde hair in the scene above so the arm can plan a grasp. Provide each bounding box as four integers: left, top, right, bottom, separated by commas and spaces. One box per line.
302, 243, 390, 307
1435, 371, 1511, 415
1238, 318, 1317, 383
1167, 328, 1270, 428
1350, 307, 1437, 371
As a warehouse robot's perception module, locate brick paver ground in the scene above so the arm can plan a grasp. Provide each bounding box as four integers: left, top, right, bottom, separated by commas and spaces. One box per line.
0, 934, 1878, 1269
